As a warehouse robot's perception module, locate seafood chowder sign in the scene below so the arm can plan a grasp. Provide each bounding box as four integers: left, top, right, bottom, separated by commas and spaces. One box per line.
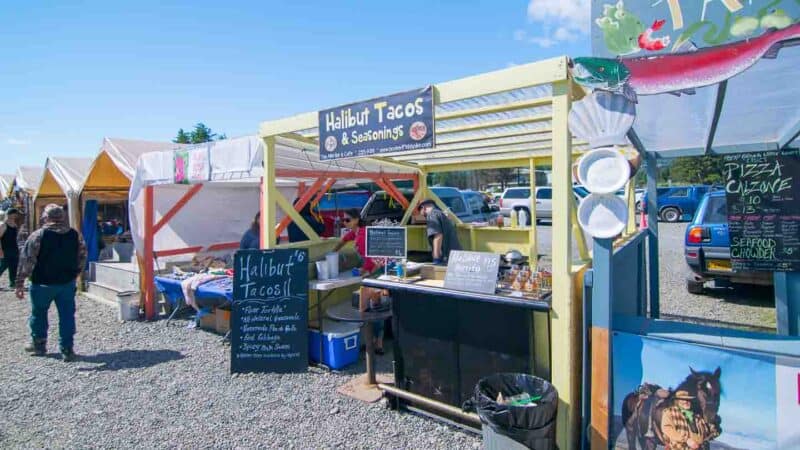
318, 87, 434, 160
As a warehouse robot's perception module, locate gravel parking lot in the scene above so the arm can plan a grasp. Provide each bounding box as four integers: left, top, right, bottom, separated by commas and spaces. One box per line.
0, 292, 479, 450
655, 222, 775, 331
0, 222, 775, 449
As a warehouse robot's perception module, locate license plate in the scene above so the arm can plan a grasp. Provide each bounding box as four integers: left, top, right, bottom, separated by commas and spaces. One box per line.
706, 259, 732, 272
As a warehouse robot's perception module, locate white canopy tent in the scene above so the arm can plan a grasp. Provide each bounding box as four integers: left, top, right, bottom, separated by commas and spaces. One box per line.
132, 134, 419, 319
0, 174, 14, 200
14, 166, 44, 194
34, 157, 93, 228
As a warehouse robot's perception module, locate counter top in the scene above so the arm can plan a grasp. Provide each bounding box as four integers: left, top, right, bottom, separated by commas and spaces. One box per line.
362, 278, 550, 311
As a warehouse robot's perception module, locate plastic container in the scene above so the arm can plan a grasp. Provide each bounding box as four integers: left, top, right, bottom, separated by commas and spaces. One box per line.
309, 319, 361, 370
577, 147, 630, 194
117, 291, 140, 321
326, 252, 340, 278
464, 373, 558, 450
577, 193, 629, 238
316, 261, 329, 280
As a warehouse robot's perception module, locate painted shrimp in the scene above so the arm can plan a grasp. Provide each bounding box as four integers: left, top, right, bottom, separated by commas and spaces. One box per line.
638, 19, 671, 51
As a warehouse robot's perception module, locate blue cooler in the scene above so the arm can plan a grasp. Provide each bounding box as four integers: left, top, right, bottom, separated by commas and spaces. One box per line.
309, 319, 361, 370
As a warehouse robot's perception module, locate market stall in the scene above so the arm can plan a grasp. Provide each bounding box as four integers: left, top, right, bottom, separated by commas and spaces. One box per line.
82, 138, 184, 263
0, 174, 14, 202
131, 135, 416, 324
10, 166, 44, 235
258, 56, 595, 449
574, 2, 800, 449
33, 157, 93, 229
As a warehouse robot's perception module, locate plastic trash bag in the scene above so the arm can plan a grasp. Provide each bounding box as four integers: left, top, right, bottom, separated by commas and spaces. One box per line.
463, 373, 558, 450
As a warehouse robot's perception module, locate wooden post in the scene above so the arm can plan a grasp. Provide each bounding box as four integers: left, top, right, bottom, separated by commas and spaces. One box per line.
262, 137, 277, 249
551, 79, 578, 450
590, 238, 614, 450
528, 157, 538, 261
143, 185, 156, 320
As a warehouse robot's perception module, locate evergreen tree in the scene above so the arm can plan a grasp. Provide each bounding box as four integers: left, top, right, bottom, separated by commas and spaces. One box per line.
173, 128, 191, 144
189, 123, 216, 144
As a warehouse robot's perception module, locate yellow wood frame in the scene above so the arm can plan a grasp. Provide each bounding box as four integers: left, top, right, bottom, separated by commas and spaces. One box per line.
258, 56, 590, 450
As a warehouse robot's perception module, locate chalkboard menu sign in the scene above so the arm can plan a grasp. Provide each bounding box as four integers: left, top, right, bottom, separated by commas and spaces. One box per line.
366, 226, 407, 258
444, 250, 500, 295
231, 249, 309, 374
723, 150, 800, 272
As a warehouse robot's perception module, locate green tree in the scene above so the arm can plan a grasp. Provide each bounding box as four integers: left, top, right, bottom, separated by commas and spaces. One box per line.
669, 155, 724, 185
190, 123, 217, 144
173, 128, 191, 144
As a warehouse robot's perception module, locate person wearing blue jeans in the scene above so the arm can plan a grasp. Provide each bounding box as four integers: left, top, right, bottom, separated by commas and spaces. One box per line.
15, 204, 86, 361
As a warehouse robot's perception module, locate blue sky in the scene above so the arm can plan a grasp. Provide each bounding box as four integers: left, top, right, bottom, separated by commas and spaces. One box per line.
0, 0, 590, 174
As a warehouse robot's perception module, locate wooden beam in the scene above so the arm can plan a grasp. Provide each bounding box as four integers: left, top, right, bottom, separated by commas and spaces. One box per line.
153, 184, 203, 234
275, 168, 416, 180
274, 187, 322, 242
259, 111, 318, 138
376, 177, 409, 209
437, 114, 551, 135
275, 177, 326, 236
262, 137, 278, 248
143, 186, 156, 320
435, 97, 553, 121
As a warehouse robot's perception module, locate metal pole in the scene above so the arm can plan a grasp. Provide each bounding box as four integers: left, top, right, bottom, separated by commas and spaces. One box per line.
378, 383, 482, 426
364, 321, 376, 385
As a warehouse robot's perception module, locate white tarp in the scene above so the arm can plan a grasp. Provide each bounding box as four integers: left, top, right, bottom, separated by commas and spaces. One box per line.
97, 137, 185, 181
37, 157, 93, 228
0, 174, 14, 199
15, 166, 44, 194
129, 136, 295, 261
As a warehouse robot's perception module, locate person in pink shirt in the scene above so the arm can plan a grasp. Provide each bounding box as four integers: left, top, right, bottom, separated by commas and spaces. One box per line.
334, 209, 380, 275
333, 209, 386, 353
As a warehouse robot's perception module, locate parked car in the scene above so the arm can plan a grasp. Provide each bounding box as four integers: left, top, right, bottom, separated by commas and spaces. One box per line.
642, 185, 714, 222
500, 186, 583, 224
360, 187, 499, 225
684, 190, 772, 293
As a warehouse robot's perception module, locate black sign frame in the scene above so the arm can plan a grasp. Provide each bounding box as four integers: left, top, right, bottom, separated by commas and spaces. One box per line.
318, 86, 434, 161
231, 249, 309, 374
723, 150, 800, 272
365, 226, 408, 259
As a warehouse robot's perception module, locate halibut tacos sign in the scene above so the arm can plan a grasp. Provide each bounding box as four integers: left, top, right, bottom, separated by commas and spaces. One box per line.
318, 86, 434, 161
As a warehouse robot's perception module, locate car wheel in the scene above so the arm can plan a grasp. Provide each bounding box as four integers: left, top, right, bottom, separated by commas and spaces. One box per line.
635, 201, 642, 212
660, 207, 680, 222
520, 208, 532, 226
687, 278, 705, 294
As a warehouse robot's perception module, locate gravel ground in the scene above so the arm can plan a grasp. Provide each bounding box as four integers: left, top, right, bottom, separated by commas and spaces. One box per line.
0, 291, 480, 450
655, 222, 776, 331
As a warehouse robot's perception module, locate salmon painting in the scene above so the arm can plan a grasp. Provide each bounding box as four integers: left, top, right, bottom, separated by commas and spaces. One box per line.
572, 22, 800, 101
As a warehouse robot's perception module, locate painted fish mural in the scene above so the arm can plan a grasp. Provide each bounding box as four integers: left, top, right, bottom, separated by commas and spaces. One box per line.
574, 22, 800, 100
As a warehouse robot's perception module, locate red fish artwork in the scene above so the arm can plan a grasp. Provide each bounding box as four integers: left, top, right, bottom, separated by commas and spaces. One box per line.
638, 20, 671, 51
573, 22, 800, 99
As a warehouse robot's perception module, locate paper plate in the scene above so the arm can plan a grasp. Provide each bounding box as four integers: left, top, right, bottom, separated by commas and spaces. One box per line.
577, 193, 629, 238
577, 147, 630, 194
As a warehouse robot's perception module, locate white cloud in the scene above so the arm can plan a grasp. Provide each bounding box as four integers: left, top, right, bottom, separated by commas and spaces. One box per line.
521, 0, 590, 48
526, 0, 590, 34
528, 37, 556, 48
6, 138, 30, 146
513, 29, 528, 41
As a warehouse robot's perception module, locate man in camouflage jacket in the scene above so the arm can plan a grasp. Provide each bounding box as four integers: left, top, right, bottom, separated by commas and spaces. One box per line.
16, 204, 87, 361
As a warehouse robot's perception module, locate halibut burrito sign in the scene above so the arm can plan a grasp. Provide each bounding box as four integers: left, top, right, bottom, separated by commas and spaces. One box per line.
318, 86, 434, 160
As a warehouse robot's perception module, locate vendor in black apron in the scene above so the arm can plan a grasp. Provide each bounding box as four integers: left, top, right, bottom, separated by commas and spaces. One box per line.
418, 199, 461, 264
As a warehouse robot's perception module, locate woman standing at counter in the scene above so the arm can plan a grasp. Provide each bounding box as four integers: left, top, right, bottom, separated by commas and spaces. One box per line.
333, 209, 379, 275
333, 209, 385, 354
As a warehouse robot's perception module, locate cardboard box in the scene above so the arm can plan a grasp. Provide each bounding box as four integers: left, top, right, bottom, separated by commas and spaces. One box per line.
215, 309, 231, 334
199, 311, 216, 331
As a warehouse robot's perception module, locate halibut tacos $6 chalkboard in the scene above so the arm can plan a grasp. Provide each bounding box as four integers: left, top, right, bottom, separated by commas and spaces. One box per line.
231, 249, 309, 374
723, 150, 799, 272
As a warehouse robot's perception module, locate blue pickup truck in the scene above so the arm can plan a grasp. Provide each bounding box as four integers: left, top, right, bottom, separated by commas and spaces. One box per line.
684, 190, 773, 294
642, 185, 714, 222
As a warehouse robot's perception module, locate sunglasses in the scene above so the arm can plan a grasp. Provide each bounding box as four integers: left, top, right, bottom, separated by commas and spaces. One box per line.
343, 217, 353, 223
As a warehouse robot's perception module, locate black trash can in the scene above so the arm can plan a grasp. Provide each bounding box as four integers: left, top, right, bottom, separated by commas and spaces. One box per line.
464, 373, 558, 450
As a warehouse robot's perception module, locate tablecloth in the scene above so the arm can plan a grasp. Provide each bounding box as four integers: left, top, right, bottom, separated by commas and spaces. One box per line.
154, 275, 233, 308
